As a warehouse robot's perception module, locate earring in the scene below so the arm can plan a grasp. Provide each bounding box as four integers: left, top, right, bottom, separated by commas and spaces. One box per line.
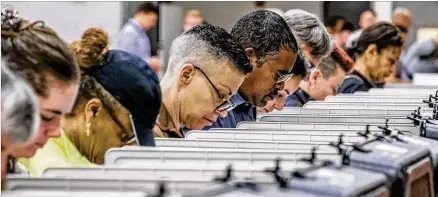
86, 123, 91, 136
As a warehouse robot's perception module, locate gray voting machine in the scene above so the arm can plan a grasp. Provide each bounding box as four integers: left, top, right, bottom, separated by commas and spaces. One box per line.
4, 87, 438, 197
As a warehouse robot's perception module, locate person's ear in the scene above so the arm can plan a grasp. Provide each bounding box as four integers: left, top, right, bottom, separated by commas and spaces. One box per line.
179, 63, 196, 87
364, 44, 378, 61
84, 98, 103, 125
310, 70, 322, 88
245, 48, 258, 67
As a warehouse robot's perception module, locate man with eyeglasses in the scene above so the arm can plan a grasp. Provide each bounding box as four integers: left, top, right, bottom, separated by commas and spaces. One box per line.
183, 10, 302, 131
258, 9, 332, 113
155, 24, 253, 138
257, 54, 313, 112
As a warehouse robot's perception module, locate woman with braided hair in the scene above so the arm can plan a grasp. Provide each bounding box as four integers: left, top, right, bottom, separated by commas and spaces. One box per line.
338, 22, 403, 93
1, 8, 80, 164
18, 27, 161, 177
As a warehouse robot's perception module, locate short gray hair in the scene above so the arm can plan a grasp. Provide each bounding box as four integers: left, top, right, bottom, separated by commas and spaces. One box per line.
1, 63, 39, 143
318, 55, 339, 79
283, 9, 332, 59
166, 34, 220, 78
393, 7, 412, 17
164, 24, 252, 80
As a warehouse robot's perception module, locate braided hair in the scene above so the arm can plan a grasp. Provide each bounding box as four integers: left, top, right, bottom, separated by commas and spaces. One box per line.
331, 43, 355, 73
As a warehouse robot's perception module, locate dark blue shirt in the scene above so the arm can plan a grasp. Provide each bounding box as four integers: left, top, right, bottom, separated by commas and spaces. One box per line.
183, 93, 255, 135
284, 87, 313, 107
337, 70, 377, 93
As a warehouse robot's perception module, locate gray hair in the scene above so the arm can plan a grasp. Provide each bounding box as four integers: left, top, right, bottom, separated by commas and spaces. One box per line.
1, 63, 39, 143
283, 9, 332, 59
165, 34, 224, 78
164, 24, 252, 80
393, 7, 412, 17
318, 55, 339, 79
264, 8, 284, 16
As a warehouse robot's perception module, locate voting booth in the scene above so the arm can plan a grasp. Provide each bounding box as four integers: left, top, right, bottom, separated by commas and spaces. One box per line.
4, 87, 438, 197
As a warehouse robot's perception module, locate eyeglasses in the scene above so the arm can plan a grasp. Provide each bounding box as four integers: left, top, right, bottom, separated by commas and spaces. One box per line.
193, 65, 236, 112
267, 62, 294, 84
101, 101, 137, 144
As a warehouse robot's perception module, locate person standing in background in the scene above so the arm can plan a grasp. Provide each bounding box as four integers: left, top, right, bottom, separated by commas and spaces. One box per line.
400, 35, 438, 80
391, 7, 413, 43
183, 9, 204, 32
333, 21, 354, 50
324, 15, 346, 35
346, 9, 378, 57
117, 2, 162, 72
385, 7, 413, 83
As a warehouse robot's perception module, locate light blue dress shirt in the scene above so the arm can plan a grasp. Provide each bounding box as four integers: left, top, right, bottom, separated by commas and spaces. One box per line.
117, 18, 151, 59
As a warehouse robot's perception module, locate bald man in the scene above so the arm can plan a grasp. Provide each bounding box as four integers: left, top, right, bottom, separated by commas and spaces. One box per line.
392, 7, 413, 43
385, 7, 413, 83
346, 9, 378, 52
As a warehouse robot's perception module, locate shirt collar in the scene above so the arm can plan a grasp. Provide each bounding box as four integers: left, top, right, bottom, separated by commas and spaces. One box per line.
294, 87, 313, 105
129, 18, 144, 31
352, 69, 377, 89
231, 92, 248, 106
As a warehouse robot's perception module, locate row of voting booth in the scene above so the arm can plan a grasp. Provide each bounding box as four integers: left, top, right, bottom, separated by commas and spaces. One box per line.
3, 84, 438, 197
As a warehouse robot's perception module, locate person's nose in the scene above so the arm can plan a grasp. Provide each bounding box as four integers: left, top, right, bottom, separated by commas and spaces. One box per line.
45, 118, 62, 138
274, 97, 286, 111
276, 81, 286, 91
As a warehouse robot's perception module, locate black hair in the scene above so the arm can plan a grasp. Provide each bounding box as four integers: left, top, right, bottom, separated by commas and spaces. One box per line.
184, 24, 253, 75
230, 10, 299, 65
291, 53, 309, 78
342, 21, 354, 32
354, 22, 403, 56
136, 2, 159, 15
324, 15, 346, 28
